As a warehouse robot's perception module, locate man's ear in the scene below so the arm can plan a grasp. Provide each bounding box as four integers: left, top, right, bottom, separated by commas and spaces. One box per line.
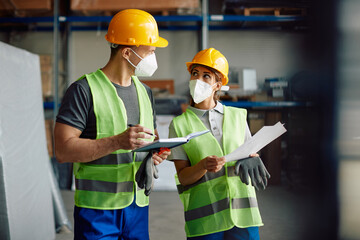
122, 47, 131, 59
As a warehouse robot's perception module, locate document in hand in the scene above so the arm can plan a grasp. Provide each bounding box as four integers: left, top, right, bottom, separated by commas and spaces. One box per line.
133, 130, 210, 152
224, 122, 287, 162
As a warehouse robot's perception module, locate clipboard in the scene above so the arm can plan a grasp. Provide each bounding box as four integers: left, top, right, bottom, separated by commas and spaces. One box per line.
133, 130, 210, 152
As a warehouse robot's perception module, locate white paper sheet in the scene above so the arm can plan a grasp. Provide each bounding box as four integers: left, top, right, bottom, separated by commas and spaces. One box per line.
225, 122, 287, 162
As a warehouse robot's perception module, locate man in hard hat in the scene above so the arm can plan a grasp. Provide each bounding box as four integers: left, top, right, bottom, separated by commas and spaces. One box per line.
54, 9, 170, 239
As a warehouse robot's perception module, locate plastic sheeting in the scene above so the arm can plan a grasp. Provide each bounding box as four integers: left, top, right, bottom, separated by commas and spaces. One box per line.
0, 42, 55, 240
49, 161, 72, 232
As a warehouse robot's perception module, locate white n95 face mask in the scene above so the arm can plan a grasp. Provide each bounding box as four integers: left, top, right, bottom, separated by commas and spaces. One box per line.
189, 80, 216, 104
127, 49, 158, 77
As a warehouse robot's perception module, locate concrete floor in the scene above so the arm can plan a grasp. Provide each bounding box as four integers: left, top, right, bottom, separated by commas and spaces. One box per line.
55, 185, 318, 240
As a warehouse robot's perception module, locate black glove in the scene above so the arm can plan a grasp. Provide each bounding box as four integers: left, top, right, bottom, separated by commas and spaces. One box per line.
234, 156, 271, 190
135, 152, 149, 189
135, 151, 159, 196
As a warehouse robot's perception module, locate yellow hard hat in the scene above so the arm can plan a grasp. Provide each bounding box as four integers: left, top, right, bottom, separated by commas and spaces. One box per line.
186, 48, 229, 85
105, 9, 168, 48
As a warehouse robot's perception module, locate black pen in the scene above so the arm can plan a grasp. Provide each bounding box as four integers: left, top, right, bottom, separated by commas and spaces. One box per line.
128, 124, 156, 137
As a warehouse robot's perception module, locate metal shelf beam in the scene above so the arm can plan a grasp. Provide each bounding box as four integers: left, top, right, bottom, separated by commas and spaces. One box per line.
44, 100, 312, 110
0, 15, 305, 24
0, 14, 306, 32
221, 101, 313, 108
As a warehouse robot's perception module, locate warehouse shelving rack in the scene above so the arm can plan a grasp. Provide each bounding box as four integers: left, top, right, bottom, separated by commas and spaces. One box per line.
0, 0, 310, 188
0, 14, 306, 35
0, 0, 308, 113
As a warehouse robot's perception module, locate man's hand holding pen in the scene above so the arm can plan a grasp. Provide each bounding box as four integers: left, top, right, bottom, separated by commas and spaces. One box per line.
126, 124, 171, 164
116, 124, 154, 150
128, 124, 156, 137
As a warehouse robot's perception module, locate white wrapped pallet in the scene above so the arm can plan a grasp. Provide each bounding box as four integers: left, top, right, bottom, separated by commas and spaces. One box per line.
0, 41, 56, 240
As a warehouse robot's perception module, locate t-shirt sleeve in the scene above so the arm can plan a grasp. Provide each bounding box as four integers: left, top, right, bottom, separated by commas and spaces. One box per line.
167, 120, 189, 161
56, 78, 91, 132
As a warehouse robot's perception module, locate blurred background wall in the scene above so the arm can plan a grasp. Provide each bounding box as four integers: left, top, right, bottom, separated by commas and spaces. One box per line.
337, 0, 360, 239
4, 30, 308, 96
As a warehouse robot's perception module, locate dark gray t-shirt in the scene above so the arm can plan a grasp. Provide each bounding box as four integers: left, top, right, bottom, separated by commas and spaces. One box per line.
56, 77, 156, 139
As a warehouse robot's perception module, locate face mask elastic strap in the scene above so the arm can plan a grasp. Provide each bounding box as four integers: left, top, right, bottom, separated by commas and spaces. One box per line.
126, 58, 137, 69
130, 48, 144, 60
125, 48, 141, 69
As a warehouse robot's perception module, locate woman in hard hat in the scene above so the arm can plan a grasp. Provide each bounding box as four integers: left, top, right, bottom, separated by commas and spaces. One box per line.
54, 9, 170, 239
168, 48, 267, 239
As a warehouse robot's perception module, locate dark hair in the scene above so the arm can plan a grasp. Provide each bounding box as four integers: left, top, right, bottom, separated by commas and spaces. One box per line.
189, 64, 222, 106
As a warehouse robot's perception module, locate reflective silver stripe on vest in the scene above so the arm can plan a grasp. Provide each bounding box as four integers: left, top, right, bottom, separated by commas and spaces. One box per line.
185, 198, 229, 222
177, 166, 238, 194
75, 178, 133, 193
87, 152, 147, 165
232, 197, 258, 209
89, 152, 133, 165
184, 197, 258, 222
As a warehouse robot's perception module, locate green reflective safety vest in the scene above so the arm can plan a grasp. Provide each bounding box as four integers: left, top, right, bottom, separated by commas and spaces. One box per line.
73, 69, 154, 210
173, 106, 263, 237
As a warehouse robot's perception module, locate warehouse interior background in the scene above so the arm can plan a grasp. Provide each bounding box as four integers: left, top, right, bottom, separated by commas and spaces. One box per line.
0, 0, 359, 239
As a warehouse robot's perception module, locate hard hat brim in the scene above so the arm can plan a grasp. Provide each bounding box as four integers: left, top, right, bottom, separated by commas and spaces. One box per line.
186, 61, 229, 85
153, 36, 168, 48
105, 35, 168, 48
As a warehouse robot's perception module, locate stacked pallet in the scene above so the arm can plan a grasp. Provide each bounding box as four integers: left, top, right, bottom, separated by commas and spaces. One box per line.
0, 0, 52, 17
0, 0, 201, 17
240, 7, 306, 16
44, 119, 54, 157
40, 55, 53, 101
70, 0, 200, 16
222, 0, 309, 16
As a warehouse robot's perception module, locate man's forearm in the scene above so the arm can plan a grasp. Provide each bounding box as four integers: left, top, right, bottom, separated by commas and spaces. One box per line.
55, 135, 121, 163
54, 122, 153, 163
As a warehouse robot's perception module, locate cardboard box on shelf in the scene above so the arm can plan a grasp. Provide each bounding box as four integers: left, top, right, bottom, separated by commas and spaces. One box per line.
253, 91, 285, 102
45, 119, 54, 157
40, 55, 52, 66
40, 55, 53, 100
39, 55, 66, 101
253, 91, 268, 101
248, 111, 265, 135
0, 0, 51, 11
0, 0, 53, 17
41, 72, 52, 98
70, 0, 199, 14
141, 79, 174, 96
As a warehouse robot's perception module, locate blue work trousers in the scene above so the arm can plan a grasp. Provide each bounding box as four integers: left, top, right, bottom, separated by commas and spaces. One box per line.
74, 200, 149, 240
187, 226, 260, 240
